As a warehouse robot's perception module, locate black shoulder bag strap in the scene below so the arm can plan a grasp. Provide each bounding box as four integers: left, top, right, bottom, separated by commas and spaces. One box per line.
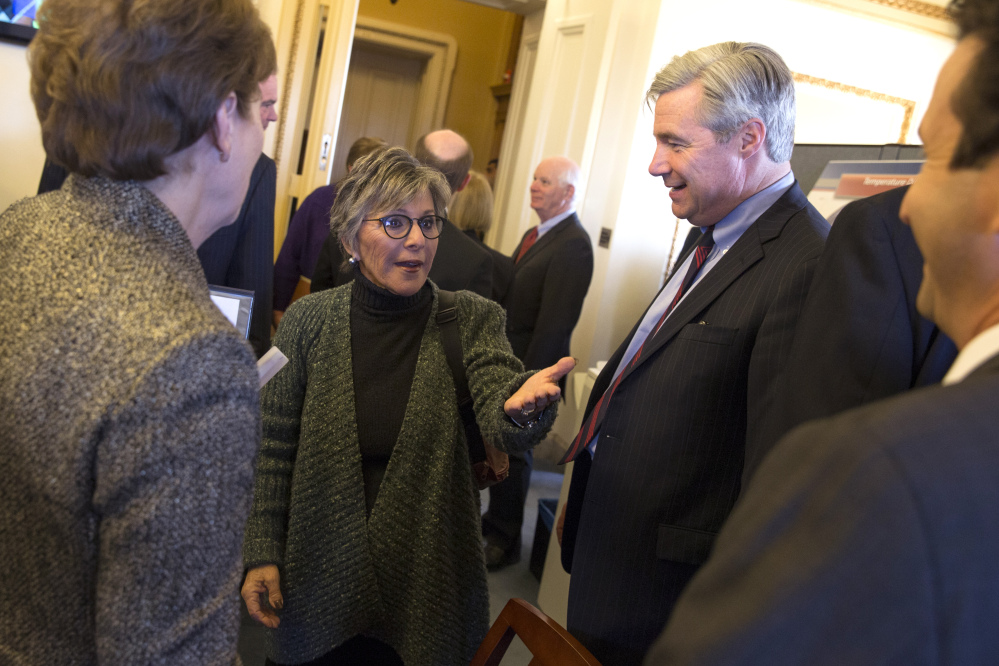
436, 290, 487, 465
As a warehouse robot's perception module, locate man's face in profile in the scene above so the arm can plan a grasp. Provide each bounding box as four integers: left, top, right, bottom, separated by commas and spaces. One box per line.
259, 75, 278, 130
901, 36, 999, 346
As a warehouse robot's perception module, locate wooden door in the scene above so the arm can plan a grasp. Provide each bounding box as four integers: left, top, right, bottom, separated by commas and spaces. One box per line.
329, 42, 425, 184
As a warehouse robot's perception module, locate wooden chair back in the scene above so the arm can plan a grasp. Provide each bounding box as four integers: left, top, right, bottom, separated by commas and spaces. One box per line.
470, 598, 602, 666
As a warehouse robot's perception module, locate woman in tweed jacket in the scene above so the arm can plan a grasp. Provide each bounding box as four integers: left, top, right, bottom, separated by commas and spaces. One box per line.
241, 147, 575, 666
0, 1, 275, 664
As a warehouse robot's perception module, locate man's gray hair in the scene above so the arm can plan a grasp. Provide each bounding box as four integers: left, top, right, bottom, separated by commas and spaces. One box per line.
646, 42, 795, 163
332, 146, 451, 255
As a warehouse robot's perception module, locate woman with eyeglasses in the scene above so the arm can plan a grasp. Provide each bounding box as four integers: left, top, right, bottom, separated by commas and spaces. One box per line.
241, 146, 574, 666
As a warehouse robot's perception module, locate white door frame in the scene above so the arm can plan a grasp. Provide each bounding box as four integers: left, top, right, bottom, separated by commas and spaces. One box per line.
269, 5, 456, 253
270, 0, 358, 254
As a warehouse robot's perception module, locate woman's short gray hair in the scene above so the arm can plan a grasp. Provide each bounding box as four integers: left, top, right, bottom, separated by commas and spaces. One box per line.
331, 146, 451, 254
646, 42, 795, 163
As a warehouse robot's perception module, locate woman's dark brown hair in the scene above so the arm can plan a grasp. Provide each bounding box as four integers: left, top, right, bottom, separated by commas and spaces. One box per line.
29, 0, 276, 180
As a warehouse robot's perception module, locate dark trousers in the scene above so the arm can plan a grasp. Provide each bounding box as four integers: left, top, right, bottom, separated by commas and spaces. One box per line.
265, 635, 403, 666
482, 448, 532, 551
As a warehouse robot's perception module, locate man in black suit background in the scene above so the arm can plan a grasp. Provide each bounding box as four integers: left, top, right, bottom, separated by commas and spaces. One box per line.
310, 130, 493, 298
449, 169, 514, 304
196, 72, 279, 357
482, 155, 594, 570
648, 4, 999, 661
756, 185, 956, 464
412, 130, 493, 297
556, 42, 829, 664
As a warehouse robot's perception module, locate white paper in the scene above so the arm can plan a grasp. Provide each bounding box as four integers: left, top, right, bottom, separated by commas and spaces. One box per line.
210, 294, 242, 328
257, 346, 289, 388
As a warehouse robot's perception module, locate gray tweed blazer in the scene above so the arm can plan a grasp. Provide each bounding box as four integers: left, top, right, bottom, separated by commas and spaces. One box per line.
243, 283, 556, 666
0, 175, 261, 665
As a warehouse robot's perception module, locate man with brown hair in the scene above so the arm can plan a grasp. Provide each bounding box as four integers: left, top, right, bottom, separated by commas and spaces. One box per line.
647, 2, 999, 661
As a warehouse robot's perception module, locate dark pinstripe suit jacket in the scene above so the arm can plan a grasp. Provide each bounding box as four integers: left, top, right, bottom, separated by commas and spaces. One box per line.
560, 182, 829, 666
198, 153, 276, 358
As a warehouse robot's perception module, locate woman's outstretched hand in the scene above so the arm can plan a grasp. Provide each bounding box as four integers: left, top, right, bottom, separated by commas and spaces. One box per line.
242, 564, 283, 628
504, 357, 577, 421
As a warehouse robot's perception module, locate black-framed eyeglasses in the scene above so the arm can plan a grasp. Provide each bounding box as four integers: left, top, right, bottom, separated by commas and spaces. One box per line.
364, 214, 446, 239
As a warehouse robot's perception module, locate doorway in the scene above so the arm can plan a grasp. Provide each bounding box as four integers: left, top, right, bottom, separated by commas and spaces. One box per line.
329, 18, 457, 184
330, 43, 423, 183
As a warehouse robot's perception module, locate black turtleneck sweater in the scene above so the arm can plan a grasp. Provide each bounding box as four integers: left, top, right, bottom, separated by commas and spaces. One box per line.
350, 269, 434, 514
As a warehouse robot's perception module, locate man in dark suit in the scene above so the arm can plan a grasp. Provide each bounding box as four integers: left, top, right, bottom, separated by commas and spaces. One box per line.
482, 155, 594, 570
310, 130, 493, 298
556, 42, 829, 664
196, 73, 279, 358
450, 169, 514, 303
755, 185, 956, 467
647, 3, 999, 663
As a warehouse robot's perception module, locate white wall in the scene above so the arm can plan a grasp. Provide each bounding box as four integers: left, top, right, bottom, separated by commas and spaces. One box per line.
0, 40, 47, 213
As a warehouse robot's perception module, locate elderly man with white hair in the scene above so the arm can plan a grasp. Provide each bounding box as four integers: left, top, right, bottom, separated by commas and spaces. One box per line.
482, 155, 594, 571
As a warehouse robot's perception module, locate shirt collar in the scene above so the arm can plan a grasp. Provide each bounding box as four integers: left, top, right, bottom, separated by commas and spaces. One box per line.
709, 171, 795, 251
537, 208, 575, 238
943, 321, 999, 385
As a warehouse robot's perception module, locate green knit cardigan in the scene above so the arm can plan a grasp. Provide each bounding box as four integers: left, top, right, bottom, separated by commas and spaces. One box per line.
243, 282, 556, 665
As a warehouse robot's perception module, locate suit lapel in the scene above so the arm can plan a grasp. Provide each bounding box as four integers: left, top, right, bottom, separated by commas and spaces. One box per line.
515, 214, 576, 270
620, 228, 764, 382
613, 182, 810, 386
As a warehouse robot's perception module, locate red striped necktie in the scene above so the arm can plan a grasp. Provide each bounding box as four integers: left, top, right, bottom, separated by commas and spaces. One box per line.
515, 227, 539, 263
559, 225, 716, 464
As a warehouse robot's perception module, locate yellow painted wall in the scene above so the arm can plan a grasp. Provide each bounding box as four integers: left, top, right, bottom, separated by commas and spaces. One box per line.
357, 0, 518, 173
0, 40, 47, 213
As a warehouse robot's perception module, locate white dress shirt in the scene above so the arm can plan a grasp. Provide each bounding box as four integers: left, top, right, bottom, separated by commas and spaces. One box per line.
536, 208, 576, 240
943, 321, 999, 385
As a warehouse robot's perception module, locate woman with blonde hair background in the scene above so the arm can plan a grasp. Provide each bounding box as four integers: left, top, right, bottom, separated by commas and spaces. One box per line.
0, 0, 275, 662
450, 169, 513, 303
